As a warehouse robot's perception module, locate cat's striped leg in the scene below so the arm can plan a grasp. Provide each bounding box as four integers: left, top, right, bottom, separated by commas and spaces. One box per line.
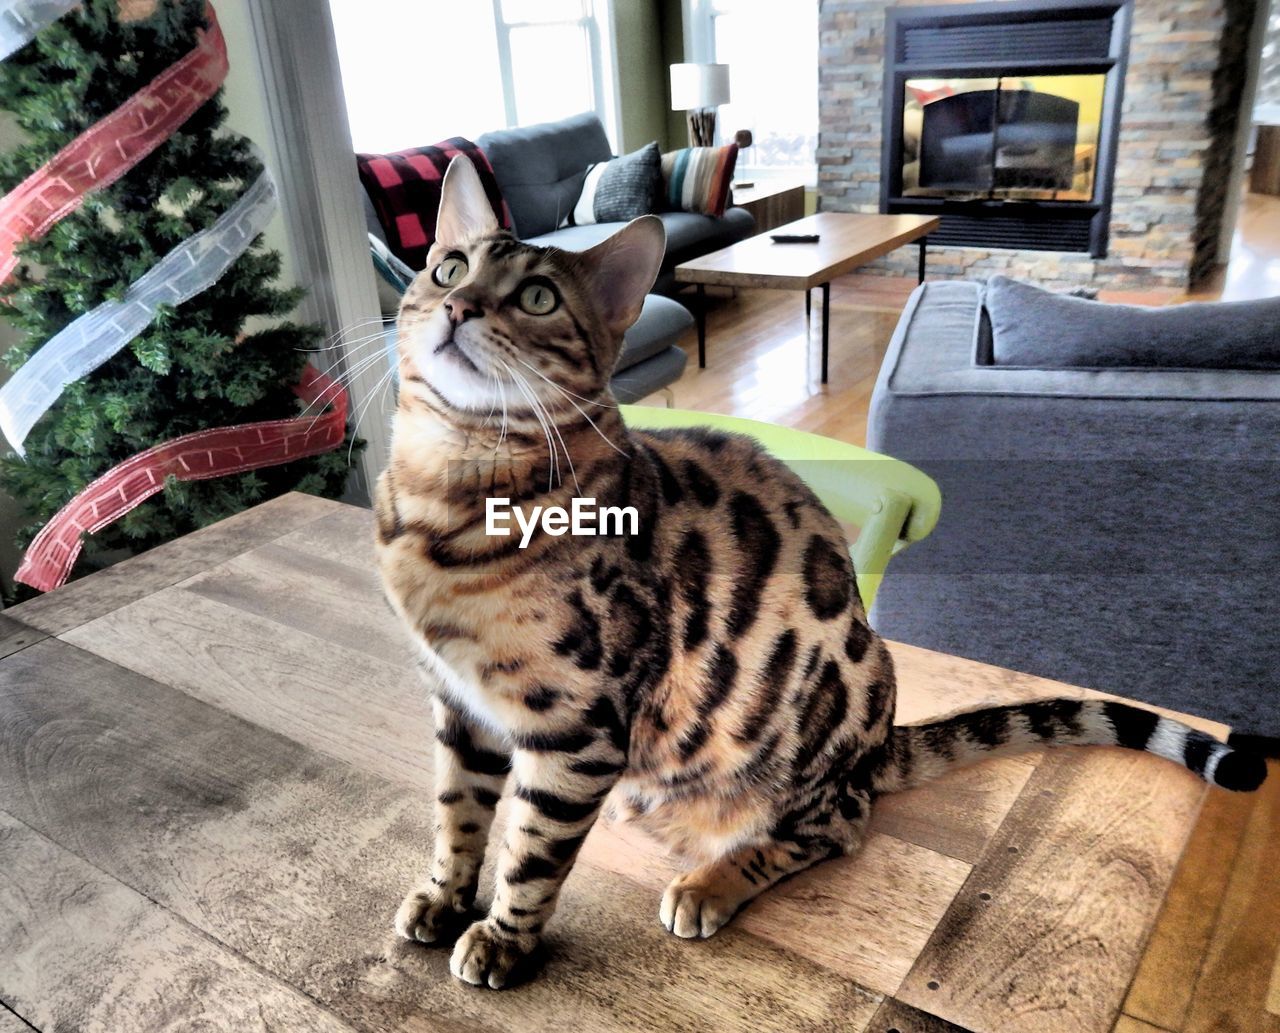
395, 697, 511, 945
450, 718, 625, 988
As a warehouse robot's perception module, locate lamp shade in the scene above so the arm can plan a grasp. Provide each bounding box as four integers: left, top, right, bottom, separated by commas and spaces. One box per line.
669, 63, 731, 110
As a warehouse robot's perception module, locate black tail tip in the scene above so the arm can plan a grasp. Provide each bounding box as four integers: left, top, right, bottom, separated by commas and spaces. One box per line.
1214, 750, 1268, 792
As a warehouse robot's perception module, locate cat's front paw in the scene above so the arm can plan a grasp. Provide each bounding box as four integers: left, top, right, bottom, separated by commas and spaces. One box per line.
449, 918, 539, 989
660, 876, 739, 939
394, 884, 472, 945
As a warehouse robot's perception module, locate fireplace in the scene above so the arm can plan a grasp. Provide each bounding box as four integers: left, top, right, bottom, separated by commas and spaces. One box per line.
881, 0, 1132, 257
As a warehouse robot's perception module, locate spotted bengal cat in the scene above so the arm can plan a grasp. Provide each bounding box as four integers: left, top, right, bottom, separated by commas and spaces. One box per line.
374, 156, 1266, 989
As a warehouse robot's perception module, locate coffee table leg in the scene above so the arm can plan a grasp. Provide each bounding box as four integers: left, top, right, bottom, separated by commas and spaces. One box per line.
805, 286, 811, 329
821, 281, 830, 385
918, 237, 927, 284
696, 283, 707, 368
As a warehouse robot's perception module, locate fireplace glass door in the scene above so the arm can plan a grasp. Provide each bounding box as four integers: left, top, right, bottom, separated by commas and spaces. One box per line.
901, 75, 1106, 201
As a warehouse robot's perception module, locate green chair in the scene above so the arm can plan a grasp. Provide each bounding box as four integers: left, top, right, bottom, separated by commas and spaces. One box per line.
621, 406, 941, 612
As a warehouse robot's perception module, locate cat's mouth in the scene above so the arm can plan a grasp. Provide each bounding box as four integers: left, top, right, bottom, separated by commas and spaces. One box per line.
433, 335, 481, 374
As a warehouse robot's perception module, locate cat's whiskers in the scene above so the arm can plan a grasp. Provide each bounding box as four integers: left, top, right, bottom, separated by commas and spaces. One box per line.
511, 355, 617, 409
503, 362, 582, 495
513, 357, 630, 459
296, 315, 388, 353
500, 359, 562, 492
299, 347, 392, 424
347, 363, 398, 463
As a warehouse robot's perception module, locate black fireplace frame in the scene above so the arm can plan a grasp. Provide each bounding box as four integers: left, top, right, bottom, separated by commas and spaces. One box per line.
880, 0, 1132, 257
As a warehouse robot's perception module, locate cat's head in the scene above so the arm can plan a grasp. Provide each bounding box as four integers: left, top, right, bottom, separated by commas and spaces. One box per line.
395, 156, 666, 420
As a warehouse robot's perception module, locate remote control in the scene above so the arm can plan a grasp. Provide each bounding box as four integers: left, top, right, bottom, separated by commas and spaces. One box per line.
771, 233, 820, 244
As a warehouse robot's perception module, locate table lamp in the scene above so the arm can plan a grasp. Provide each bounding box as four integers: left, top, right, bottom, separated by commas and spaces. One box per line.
670, 62, 731, 147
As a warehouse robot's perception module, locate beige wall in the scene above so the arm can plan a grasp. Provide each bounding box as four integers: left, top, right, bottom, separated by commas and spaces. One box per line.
613, 0, 672, 152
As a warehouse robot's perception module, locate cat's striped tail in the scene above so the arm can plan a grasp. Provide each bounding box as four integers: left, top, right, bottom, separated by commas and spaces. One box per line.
873, 698, 1267, 795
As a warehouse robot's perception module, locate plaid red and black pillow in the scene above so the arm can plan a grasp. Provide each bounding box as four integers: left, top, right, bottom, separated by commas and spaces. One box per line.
356, 139, 511, 270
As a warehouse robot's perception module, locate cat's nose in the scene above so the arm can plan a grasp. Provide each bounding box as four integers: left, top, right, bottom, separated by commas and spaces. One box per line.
444, 293, 482, 325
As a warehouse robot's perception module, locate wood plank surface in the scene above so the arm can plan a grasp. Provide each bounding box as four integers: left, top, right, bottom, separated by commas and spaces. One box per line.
0, 1006, 34, 1033
888, 640, 1230, 741
8, 492, 343, 637
674, 213, 939, 290
60, 587, 433, 790
869, 755, 1040, 864
867, 999, 976, 1033
1112, 1017, 1171, 1033
1122, 778, 1257, 1030
0, 638, 881, 1033
0, 810, 357, 1033
1181, 760, 1280, 1033
896, 749, 1206, 1033
0, 614, 43, 660
59, 525, 1005, 1004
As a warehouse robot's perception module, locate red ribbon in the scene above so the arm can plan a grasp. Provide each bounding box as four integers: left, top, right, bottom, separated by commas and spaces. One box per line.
0, 2, 229, 284
15, 366, 349, 592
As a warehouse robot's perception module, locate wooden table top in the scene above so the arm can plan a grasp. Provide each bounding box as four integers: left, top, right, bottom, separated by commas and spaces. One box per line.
0, 493, 1224, 1033
674, 212, 941, 290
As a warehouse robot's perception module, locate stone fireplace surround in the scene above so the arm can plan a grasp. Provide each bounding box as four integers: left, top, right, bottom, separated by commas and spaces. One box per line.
818, 0, 1257, 289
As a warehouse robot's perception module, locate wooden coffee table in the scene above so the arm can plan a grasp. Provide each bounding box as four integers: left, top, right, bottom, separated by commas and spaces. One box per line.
0, 493, 1234, 1032
675, 211, 940, 383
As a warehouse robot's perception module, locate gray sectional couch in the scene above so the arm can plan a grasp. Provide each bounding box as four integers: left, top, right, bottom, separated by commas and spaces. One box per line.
867, 280, 1280, 738
363, 113, 755, 402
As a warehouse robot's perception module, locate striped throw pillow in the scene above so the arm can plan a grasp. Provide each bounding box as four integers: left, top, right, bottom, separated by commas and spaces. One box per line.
660, 144, 738, 217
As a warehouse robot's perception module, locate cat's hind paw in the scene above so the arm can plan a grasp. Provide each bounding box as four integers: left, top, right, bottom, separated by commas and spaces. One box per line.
659, 877, 739, 939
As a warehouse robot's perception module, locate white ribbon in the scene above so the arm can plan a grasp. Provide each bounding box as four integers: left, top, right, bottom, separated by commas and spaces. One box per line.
0, 163, 278, 456
0, 0, 79, 61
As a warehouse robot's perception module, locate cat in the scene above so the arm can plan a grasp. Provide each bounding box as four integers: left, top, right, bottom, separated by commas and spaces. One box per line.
373, 155, 1267, 989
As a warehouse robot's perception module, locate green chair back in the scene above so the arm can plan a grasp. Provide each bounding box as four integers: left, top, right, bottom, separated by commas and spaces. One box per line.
621, 406, 941, 611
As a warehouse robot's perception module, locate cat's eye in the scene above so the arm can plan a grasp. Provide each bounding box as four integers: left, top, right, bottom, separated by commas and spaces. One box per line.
518, 281, 558, 316
432, 254, 468, 288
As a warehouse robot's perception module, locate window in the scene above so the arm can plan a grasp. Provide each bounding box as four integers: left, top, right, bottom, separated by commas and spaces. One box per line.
687, 0, 818, 181
329, 0, 616, 154
494, 0, 610, 129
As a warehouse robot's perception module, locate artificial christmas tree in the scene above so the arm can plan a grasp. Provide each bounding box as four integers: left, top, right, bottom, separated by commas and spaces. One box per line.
0, 0, 358, 597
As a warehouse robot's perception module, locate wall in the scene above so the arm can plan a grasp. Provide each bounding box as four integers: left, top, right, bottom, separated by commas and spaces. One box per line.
818, 0, 1260, 289
613, 0, 673, 151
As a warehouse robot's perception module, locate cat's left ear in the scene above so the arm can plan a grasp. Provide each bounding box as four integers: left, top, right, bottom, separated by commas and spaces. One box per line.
436, 155, 499, 247
578, 215, 666, 335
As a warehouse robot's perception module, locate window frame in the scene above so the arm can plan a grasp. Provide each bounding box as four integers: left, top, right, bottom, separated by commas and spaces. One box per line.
491, 0, 619, 144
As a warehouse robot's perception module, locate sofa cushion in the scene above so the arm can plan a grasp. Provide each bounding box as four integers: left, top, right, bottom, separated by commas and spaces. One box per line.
356, 138, 508, 270
477, 113, 613, 238
658, 208, 754, 265
660, 144, 738, 216
567, 142, 661, 226
987, 275, 1280, 370
522, 208, 755, 272
612, 346, 688, 404
617, 294, 695, 372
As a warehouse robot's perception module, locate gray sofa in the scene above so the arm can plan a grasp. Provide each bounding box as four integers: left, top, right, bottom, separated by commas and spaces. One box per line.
362, 113, 755, 403
476, 113, 755, 296
867, 280, 1280, 738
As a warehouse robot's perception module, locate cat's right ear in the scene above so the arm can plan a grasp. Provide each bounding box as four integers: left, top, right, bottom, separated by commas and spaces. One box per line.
436, 156, 499, 248
578, 214, 666, 335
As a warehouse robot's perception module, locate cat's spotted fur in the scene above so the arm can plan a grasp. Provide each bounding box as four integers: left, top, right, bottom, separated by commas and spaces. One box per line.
374, 157, 1267, 989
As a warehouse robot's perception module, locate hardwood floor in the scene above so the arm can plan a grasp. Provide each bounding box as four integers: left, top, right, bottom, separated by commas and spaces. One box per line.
644, 189, 1280, 1033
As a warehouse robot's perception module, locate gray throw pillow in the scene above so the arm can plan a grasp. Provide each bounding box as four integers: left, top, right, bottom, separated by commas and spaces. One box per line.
565, 142, 661, 226
987, 275, 1280, 369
